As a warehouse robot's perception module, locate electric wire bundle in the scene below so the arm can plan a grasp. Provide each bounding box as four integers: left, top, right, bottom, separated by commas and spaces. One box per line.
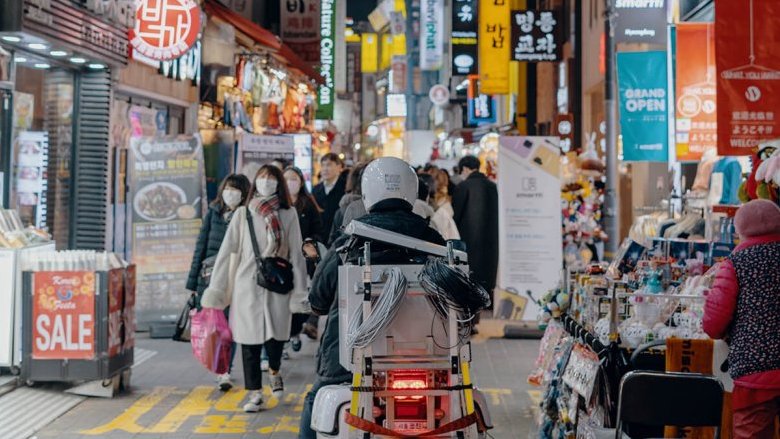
419, 258, 492, 322
346, 267, 408, 349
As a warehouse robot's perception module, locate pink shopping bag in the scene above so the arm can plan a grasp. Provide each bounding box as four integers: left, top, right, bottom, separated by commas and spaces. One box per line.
190, 308, 233, 374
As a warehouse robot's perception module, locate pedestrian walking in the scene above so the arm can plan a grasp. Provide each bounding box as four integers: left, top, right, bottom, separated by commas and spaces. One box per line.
186, 174, 251, 391
312, 153, 346, 245
452, 156, 499, 303
201, 165, 308, 413
328, 162, 368, 244
413, 173, 436, 221
431, 168, 460, 240
703, 199, 780, 439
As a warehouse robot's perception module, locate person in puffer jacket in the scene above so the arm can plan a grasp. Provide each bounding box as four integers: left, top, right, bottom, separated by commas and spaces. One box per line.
703, 199, 780, 439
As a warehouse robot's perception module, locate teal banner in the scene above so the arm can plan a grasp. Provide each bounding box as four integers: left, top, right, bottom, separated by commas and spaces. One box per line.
617, 51, 669, 162
316, 0, 336, 120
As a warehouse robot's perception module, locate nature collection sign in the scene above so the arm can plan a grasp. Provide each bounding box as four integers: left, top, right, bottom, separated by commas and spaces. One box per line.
478, 0, 511, 94
317, 0, 336, 120
510, 10, 562, 62
716, 0, 780, 156
129, 0, 202, 61
617, 51, 669, 162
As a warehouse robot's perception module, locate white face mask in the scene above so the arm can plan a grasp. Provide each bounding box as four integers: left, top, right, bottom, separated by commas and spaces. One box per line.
286, 178, 301, 195
222, 188, 242, 208
255, 178, 278, 197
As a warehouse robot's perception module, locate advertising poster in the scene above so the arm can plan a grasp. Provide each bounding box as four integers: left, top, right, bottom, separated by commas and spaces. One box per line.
510, 10, 562, 62
124, 264, 136, 350
107, 268, 126, 357
291, 134, 314, 190
478, 0, 511, 94
467, 76, 496, 126
675, 23, 717, 162
13, 92, 34, 130
716, 0, 780, 156
13, 131, 48, 228
280, 0, 321, 63
129, 105, 167, 137
32, 271, 96, 360
128, 135, 204, 321
420, 0, 444, 71
617, 51, 669, 162
316, 0, 336, 120
452, 0, 478, 76
201, 129, 236, 202
236, 134, 295, 180
497, 136, 562, 321
614, 0, 667, 45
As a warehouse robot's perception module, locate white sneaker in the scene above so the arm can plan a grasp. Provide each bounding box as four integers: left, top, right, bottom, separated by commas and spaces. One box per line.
243, 390, 263, 412
271, 373, 284, 399
217, 373, 233, 391
261, 359, 269, 371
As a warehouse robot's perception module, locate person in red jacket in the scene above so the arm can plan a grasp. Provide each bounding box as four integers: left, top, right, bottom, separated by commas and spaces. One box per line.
703, 199, 780, 439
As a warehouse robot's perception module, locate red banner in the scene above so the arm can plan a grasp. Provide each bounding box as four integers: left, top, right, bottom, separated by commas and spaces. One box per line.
716, 0, 780, 156
676, 23, 717, 162
32, 271, 96, 360
108, 269, 124, 357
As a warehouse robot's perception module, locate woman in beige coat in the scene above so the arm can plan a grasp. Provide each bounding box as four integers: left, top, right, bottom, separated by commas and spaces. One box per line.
202, 164, 307, 413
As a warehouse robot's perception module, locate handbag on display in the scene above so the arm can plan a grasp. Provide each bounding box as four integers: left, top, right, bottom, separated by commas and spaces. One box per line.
172, 292, 199, 342
246, 210, 294, 295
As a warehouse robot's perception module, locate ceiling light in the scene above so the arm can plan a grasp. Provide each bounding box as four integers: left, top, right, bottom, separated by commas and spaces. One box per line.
14, 57, 27, 63
69, 57, 86, 64
88, 63, 105, 69
1, 36, 21, 43
28, 43, 47, 50
50, 50, 67, 57
34, 63, 51, 69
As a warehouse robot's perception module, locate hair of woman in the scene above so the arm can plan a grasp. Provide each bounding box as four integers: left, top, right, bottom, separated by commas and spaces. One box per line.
212, 173, 252, 212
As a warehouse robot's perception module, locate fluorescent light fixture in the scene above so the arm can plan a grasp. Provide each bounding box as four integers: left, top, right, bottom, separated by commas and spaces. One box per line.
69, 57, 86, 64
88, 63, 105, 69
50, 50, 67, 57
1, 36, 21, 43
34, 63, 51, 69
28, 43, 47, 50
14, 57, 27, 63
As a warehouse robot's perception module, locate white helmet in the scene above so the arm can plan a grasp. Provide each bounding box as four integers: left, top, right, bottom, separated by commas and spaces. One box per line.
361, 157, 418, 212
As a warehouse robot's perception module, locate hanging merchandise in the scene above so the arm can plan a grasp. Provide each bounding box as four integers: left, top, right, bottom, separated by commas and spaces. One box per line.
617, 51, 669, 162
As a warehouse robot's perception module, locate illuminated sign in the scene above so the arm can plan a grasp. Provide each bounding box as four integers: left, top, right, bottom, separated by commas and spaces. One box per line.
129, 0, 201, 61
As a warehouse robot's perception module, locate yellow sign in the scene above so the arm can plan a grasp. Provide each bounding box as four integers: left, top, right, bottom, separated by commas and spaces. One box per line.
381, 34, 393, 70
392, 34, 407, 56
361, 33, 379, 73
479, 0, 511, 94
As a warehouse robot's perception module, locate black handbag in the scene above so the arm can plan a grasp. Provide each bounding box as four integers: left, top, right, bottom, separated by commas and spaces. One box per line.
247, 210, 294, 294
172, 292, 199, 342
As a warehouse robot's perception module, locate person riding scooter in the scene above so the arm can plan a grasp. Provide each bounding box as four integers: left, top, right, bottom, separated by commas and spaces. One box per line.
299, 157, 445, 438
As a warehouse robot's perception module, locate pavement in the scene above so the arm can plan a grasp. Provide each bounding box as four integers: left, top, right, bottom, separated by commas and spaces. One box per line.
3, 323, 539, 439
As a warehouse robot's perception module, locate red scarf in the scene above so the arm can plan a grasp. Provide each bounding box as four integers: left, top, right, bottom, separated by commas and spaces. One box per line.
248, 195, 282, 257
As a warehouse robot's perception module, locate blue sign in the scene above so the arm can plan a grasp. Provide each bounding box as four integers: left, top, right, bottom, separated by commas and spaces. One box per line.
617, 51, 669, 162
467, 94, 497, 126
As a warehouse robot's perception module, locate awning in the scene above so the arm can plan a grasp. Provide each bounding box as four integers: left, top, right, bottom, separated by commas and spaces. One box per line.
204, 0, 323, 84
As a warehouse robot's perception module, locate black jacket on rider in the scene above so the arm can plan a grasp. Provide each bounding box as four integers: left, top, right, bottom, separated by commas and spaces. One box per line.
308, 198, 445, 379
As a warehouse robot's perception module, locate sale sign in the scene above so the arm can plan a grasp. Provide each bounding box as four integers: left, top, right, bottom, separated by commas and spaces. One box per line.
129, 0, 202, 61
33, 271, 96, 360
716, 0, 780, 156
675, 23, 717, 162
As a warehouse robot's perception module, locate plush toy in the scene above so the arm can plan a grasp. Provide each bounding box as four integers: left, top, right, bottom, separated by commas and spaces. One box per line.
739, 145, 779, 203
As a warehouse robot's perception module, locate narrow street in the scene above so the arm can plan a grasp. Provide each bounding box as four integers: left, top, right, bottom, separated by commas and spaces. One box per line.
2, 329, 539, 438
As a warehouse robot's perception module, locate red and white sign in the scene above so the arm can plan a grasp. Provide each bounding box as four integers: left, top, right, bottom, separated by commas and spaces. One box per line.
280, 0, 320, 63
129, 0, 201, 61
32, 271, 96, 360
716, 0, 780, 156
429, 84, 450, 106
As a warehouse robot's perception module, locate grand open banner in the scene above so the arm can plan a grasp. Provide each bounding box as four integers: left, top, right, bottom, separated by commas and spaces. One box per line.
716, 0, 780, 155
497, 136, 562, 321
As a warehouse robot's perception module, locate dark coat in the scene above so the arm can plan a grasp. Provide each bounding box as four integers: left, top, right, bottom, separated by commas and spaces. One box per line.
309, 200, 445, 379
295, 197, 324, 243
312, 173, 347, 245
452, 172, 499, 292
328, 193, 362, 244
187, 205, 230, 295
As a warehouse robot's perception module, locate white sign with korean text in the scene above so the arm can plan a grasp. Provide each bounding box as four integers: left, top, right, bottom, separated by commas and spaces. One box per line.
420, 0, 444, 71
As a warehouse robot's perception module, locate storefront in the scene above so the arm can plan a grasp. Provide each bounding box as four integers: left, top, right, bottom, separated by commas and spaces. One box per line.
0, 0, 129, 250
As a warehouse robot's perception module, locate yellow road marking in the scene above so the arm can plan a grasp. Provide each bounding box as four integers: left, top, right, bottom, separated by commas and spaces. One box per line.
81, 386, 176, 435
481, 388, 512, 406
214, 388, 248, 412
145, 386, 214, 433
257, 415, 300, 434
195, 414, 251, 434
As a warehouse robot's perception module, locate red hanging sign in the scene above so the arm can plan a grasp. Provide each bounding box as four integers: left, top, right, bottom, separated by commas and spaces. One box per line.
129, 0, 202, 61
716, 0, 780, 156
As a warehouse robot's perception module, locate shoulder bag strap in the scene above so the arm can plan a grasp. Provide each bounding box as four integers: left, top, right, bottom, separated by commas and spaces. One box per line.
246, 209, 263, 263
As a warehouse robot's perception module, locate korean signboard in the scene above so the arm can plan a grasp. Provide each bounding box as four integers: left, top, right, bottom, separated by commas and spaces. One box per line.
617, 51, 669, 162
361, 33, 379, 73
128, 135, 204, 321
452, 0, 478, 76
478, 0, 511, 95
420, 0, 444, 71
129, 0, 201, 61
32, 271, 96, 360
280, 0, 320, 63
236, 134, 295, 180
467, 76, 496, 125
675, 23, 717, 162
716, 0, 780, 156
511, 10, 562, 62
614, 0, 667, 45
317, 0, 336, 120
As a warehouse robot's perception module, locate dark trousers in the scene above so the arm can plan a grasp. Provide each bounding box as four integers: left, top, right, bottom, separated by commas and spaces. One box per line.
241, 339, 285, 391
305, 313, 319, 329
290, 313, 310, 337
299, 374, 352, 439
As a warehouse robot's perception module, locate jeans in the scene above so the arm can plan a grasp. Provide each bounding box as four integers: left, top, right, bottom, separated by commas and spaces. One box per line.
299, 374, 352, 439
241, 339, 285, 391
